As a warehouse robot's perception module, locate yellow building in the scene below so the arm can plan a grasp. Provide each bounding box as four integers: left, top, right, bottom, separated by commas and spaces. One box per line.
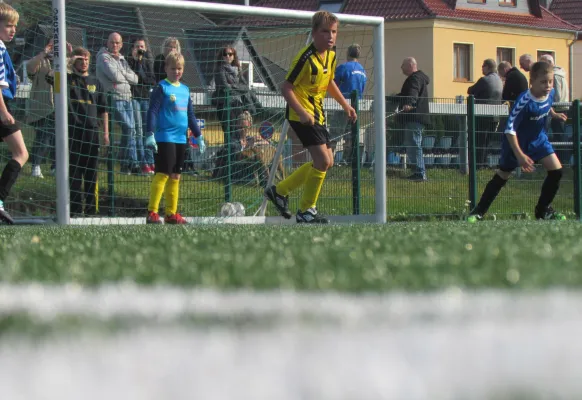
548, 0, 582, 100
258, 0, 579, 99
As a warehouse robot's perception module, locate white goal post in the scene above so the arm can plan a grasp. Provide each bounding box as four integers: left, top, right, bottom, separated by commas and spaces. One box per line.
51, 0, 386, 224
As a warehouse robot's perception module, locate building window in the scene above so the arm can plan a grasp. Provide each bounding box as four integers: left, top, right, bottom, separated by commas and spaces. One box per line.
497, 47, 515, 65
499, 0, 516, 6
240, 61, 266, 89
537, 50, 555, 62
318, 0, 344, 12
454, 43, 472, 82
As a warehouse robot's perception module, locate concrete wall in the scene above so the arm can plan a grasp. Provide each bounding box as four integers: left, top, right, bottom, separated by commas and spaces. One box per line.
384, 21, 435, 97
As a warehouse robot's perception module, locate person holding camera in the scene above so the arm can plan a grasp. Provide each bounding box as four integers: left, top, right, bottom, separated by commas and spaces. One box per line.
26, 38, 72, 178
128, 37, 156, 175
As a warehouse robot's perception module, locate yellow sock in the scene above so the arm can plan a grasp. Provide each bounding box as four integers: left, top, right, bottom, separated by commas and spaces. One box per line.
95, 179, 99, 213
299, 166, 326, 212
164, 177, 180, 216
148, 173, 168, 213
276, 161, 312, 196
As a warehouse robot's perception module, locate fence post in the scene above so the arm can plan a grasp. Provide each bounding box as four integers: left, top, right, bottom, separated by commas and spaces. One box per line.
107, 93, 115, 216
456, 95, 468, 175
573, 99, 581, 221
467, 95, 477, 209
225, 88, 232, 203
351, 90, 361, 215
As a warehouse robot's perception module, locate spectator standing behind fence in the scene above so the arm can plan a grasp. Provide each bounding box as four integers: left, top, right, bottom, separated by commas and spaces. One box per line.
539, 54, 569, 135
214, 46, 244, 136
502, 59, 528, 102
153, 37, 180, 83
96, 32, 139, 175
128, 37, 156, 176
331, 43, 366, 165
397, 57, 430, 182
0, 3, 28, 225
519, 54, 533, 73
49, 47, 109, 216
467, 58, 503, 168
497, 61, 511, 84
26, 38, 70, 178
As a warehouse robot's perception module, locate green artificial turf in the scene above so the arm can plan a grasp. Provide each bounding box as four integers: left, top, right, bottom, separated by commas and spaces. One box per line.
1, 221, 581, 291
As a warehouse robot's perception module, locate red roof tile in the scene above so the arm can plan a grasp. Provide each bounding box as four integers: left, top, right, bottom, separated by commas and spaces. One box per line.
424, 0, 578, 30
255, 0, 578, 31
550, 0, 582, 29
342, 0, 432, 20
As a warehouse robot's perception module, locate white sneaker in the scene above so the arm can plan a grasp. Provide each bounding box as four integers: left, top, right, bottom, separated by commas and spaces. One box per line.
31, 165, 44, 179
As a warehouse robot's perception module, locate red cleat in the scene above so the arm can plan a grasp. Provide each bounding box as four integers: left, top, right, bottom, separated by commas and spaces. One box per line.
146, 211, 162, 224
164, 213, 188, 225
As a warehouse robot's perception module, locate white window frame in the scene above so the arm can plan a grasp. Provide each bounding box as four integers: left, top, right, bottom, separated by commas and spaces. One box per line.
496, 46, 516, 66
240, 60, 267, 89
537, 49, 556, 63
453, 42, 474, 83
318, 0, 344, 13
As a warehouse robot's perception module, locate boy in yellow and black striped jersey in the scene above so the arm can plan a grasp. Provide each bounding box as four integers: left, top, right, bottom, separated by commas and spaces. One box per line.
265, 10, 356, 224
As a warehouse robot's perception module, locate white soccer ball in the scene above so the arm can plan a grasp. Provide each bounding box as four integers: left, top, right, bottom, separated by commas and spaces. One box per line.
219, 202, 237, 217
232, 202, 245, 217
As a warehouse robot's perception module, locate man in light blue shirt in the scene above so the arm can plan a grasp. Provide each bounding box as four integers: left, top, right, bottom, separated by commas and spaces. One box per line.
330, 44, 367, 164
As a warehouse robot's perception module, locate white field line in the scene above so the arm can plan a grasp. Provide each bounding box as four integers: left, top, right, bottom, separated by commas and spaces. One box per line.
1, 284, 582, 400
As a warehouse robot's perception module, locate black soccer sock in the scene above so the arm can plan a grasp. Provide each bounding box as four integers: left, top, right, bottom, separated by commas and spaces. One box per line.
537, 169, 562, 211
473, 173, 508, 216
0, 159, 22, 202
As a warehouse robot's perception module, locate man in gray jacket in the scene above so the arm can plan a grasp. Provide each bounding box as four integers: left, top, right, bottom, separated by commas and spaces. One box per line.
467, 58, 503, 168
539, 54, 570, 162
96, 32, 139, 174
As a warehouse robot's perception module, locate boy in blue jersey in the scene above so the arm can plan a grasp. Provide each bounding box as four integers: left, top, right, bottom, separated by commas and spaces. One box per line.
0, 4, 27, 224
145, 51, 205, 224
331, 43, 366, 164
469, 61, 568, 221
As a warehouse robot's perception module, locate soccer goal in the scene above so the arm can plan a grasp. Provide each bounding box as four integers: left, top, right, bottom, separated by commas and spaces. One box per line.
8, 0, 385, 225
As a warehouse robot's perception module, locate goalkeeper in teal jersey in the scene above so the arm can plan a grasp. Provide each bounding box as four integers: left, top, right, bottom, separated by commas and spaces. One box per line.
145, 51, 205, 224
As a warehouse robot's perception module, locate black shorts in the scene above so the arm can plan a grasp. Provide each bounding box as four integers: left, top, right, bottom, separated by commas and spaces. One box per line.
155, 142, 186, 175
0, 103, 20, 141
288, 120, 331, 148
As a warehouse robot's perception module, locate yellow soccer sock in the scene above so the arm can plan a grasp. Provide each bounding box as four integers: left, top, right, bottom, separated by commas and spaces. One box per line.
164, 177, 180, 216
299, 166, 326, 212
148, 173, 168, 213
276, 161, 312, 196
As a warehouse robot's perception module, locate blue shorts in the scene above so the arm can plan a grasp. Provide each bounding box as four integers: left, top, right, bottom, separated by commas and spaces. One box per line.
499, 134, 555, 171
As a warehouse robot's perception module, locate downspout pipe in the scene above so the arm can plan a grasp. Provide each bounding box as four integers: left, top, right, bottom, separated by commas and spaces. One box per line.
570, 31, 579, 102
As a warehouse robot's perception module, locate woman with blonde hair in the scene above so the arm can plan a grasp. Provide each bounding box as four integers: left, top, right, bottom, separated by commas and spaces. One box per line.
154, 37, 181, 83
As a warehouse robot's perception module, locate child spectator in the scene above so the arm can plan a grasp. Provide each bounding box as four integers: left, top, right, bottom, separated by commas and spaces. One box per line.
50, 47, 109, 216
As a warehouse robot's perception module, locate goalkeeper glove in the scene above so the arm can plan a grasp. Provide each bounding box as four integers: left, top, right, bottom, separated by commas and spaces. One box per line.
195, 135, 206, 154
145, 134, 157, 153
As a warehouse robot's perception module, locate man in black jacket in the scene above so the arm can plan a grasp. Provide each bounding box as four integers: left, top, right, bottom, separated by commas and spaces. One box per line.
128, 37, 157, 175
503, 60, 529, 102
397, 57, 430, 181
